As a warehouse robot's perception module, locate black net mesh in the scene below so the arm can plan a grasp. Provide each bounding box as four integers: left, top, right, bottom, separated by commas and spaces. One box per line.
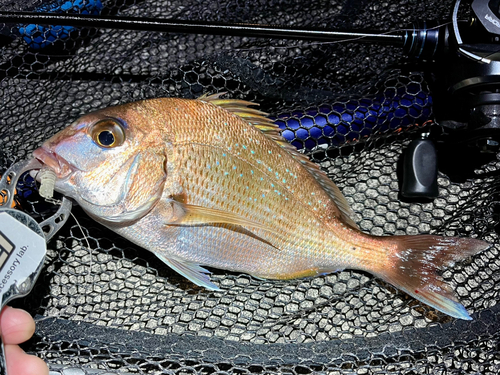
1, 0, 499, 374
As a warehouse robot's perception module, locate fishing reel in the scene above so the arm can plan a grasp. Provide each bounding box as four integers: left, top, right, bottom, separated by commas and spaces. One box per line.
402, 0, 500, 197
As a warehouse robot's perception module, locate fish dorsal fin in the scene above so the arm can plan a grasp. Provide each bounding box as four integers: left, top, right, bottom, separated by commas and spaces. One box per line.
302, 163, 359, 229
199, 93, 292, 149
200, 93, 309, 158
199, 93, 359, 229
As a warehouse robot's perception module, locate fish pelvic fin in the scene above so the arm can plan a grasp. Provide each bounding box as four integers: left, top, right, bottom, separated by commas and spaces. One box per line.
377, 235, 489, 320
155, 253, 220, 291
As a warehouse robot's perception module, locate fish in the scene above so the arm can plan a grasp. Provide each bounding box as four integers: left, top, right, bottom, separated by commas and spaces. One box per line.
31, 93, 489, 320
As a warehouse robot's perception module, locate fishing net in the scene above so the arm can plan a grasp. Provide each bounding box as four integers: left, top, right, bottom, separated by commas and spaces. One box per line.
1, 0, 499, 373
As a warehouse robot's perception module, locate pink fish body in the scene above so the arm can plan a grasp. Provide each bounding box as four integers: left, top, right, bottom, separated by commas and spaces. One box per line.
32, 94, 489, 320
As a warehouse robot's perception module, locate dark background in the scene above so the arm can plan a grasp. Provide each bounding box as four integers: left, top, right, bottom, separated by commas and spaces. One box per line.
1, 0, 499, 373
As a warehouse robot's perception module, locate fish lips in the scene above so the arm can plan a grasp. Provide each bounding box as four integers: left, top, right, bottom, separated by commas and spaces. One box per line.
32, 147, 74, 179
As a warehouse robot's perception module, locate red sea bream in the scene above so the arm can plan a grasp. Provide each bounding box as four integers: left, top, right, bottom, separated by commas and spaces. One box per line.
32, 94, 489, 320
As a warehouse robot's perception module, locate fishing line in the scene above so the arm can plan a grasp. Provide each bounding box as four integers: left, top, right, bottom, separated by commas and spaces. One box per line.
34, 208, 93, 323
69, 210, 95, 308
477, 45, 500, 61
34, 168, 94, 320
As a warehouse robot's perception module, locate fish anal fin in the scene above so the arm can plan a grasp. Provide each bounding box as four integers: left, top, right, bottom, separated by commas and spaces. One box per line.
378, 235, 490, 320
155, 253, 220, 291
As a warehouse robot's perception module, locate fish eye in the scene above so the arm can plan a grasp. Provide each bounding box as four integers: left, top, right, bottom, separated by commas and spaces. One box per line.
91, 119, 126, 148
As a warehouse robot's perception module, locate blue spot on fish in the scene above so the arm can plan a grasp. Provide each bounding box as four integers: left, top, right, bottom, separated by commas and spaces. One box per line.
251, 150, 255, 154
233, 166, 237, 170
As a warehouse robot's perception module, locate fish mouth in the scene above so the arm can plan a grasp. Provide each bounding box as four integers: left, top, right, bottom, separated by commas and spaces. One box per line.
33, 147, 73, 178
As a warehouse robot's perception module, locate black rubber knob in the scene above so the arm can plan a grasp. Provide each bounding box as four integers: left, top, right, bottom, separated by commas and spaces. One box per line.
402, 138, 439, 198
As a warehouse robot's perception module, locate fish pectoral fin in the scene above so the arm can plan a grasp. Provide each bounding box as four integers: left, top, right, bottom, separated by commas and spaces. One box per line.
156, 253, 220, 291
168, 200, 274, 234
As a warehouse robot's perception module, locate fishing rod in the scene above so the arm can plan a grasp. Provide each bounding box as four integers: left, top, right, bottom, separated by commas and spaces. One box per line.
0, 11, 405, 44
0, 0, 499, 199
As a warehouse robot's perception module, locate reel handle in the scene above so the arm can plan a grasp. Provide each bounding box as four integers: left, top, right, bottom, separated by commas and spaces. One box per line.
402, 137, 439, 198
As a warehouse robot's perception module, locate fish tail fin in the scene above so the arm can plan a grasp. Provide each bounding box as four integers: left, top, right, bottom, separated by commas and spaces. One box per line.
376, 235, 489, 320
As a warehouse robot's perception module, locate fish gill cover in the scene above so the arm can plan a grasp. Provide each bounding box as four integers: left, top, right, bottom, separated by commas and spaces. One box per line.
0, 0, 499, 374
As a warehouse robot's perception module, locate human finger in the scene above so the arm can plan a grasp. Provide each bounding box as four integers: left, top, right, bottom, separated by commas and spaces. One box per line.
4, 343, 49, 375
0, 307, 35, 345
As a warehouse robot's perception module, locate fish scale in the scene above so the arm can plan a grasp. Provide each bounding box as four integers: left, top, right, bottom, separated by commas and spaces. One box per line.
31, 94, 490, 320
175, 143, 348, 269
173, 107, 338, 219
165, 98, 341, 222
